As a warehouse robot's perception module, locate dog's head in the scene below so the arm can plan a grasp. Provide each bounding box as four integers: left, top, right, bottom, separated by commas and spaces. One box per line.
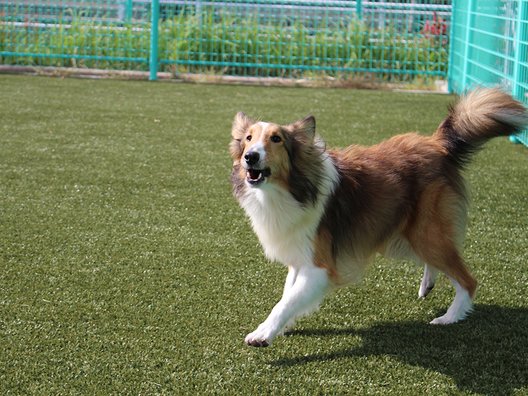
230, 112, 317, 187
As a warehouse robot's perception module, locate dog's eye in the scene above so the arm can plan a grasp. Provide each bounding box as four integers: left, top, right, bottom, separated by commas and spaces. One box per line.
246, 135, 252, 141
270, 135, 282, 143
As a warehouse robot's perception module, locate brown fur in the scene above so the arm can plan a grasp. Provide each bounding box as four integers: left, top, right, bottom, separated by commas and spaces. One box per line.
231, 88, 527, 292
311, 132, 466, 285
231, 114, 326, 205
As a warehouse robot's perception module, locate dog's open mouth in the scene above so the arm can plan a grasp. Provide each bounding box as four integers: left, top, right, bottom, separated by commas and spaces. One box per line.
246, 168, 271, 185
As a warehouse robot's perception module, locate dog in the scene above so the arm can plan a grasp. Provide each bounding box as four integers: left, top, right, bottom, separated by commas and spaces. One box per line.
229, 88, 527, 347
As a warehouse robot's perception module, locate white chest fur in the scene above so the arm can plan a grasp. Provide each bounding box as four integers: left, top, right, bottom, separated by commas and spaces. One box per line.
239, 155, 338, 268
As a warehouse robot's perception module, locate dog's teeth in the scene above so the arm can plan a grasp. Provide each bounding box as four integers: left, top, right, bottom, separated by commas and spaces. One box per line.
248, 169, 262, 180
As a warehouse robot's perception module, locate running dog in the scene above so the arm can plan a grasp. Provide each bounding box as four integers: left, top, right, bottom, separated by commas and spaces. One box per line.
229, 88, 527, 347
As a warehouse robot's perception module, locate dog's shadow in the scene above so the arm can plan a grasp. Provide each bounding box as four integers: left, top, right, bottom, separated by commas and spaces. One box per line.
275, 305, 527, 395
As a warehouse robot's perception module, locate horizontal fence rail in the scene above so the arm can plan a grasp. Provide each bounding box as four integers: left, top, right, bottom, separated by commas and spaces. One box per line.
1, 0, 451, 83
449, 0, 527, 146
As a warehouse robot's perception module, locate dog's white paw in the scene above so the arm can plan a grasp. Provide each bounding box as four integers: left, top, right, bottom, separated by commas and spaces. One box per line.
245, 329, 271, 347
430, 315, 454, 325
430, 296, 473, 325
245, 322, 276, 347
430, 311, 469, 325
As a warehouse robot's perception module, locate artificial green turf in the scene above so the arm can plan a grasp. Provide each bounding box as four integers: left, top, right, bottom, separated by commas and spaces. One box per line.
1, 75, 527, 395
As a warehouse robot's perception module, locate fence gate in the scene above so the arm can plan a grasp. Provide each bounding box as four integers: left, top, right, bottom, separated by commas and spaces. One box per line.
449, 0, 528, 146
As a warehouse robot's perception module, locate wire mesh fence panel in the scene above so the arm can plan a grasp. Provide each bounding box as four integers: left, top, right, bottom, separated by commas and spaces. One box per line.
0, 0, 151, 70
449, 0, 528, 146
157, 0, 451, 81
1, 0, 451, 82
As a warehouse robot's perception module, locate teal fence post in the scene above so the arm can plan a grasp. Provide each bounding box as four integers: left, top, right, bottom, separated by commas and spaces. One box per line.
461, 0, 473, 88
149, 0, 159, 81
511, 0, 527, 144
125, 0, 133, 23
512, 0, 527, 99
356, 0, 363, 20
447, 0, 457, 92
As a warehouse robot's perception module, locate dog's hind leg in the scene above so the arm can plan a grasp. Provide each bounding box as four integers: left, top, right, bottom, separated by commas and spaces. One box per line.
407, 182, 476, 324
431, 277, 474, 324
413, 241, 476, 324
245, 264, 329, 347
379, 235, 438, 299
418, 264, 439, 299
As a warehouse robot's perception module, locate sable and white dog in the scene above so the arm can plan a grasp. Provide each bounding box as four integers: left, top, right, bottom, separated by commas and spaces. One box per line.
229, 88, 527, 347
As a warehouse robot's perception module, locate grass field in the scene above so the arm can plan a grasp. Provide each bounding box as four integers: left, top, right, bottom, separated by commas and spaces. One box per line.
1, 75, 527, 395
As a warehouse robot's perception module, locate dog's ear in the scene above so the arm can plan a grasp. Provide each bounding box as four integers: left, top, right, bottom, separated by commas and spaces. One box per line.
232, 112, 254, 140
230, 112, 254, 160
289, 115, 316, 141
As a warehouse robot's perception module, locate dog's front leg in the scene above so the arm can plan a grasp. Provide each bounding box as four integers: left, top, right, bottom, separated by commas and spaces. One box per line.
282, 266, 298, 298
245, 264, 329, 347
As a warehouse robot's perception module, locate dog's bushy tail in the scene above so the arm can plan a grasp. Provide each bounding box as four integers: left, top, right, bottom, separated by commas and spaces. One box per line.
435, 88, 528, 168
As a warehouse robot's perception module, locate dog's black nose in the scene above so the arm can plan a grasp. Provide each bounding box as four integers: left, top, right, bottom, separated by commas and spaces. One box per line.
244, 151, 260, 166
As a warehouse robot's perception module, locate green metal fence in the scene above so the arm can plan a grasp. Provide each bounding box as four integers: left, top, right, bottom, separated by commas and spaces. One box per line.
449, 0, 528, 146
0, 0, 450, 83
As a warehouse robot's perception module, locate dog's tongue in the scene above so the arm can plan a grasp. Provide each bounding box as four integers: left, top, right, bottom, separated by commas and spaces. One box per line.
248, 169, 261, 180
